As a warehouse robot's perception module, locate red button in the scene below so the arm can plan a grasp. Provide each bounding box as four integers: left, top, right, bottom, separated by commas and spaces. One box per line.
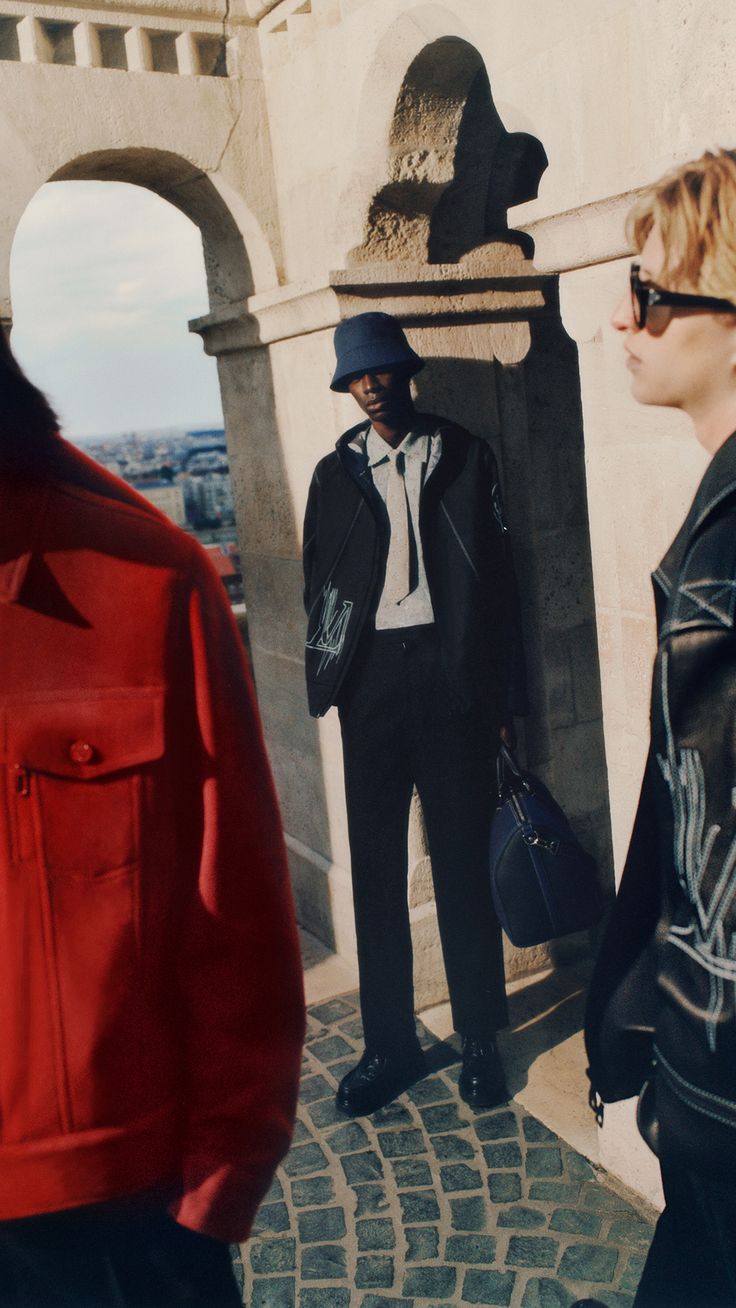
69, 740, 94, 765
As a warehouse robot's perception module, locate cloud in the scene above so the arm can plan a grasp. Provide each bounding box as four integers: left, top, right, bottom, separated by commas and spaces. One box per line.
9, 180, 224, 437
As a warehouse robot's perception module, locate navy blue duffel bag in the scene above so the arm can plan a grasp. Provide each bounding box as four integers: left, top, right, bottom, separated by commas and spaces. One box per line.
489, 744, 604, 947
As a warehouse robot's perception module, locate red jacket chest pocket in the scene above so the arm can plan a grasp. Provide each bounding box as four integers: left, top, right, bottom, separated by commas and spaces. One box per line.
8, 690, 164, 878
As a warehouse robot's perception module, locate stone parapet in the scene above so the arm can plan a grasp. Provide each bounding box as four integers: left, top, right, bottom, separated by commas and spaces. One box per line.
0, 0, 246, 78
24, 0, 248, 21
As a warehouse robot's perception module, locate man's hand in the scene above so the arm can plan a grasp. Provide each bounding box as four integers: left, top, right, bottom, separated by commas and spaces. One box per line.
499, 722, 516, 750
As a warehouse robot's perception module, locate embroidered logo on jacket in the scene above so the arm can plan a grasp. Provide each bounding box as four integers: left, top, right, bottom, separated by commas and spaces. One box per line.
657, 649, 736, 1052
307, 584, 353, 675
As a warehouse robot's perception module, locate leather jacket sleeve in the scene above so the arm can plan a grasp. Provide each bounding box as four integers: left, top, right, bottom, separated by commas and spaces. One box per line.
302, 465, 322, 615
584, 749, 663, 1103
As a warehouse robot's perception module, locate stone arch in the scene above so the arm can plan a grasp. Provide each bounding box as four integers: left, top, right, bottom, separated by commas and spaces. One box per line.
347, 32, 547, 266
7, 146, 274, 650
49, 147, 276, 307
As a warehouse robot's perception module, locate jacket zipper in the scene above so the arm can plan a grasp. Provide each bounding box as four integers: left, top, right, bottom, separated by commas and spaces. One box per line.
11, 762, 74, 1132
440, 502, 481, 582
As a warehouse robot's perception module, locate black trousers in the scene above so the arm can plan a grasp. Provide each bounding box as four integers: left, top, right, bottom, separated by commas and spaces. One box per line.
0, 1191, 242, 1308
338, 625, 508, 1053
634, 1159, 736, 1308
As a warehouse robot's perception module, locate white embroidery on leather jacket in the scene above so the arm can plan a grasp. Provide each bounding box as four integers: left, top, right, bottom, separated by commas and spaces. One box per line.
306, 584, 353, 675
668, 577, 736, 631
492, 482, 508, 535
657, 646, 736, 1052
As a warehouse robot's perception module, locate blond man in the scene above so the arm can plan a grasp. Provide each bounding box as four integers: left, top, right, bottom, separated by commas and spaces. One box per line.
585, 150, 736, 1307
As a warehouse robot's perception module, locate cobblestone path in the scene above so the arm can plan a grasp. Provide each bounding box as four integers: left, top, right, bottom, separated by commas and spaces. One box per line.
234, 993, 655, 1307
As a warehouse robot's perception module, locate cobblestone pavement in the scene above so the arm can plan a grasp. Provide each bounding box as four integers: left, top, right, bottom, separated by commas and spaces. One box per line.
234, 992, 655, 1308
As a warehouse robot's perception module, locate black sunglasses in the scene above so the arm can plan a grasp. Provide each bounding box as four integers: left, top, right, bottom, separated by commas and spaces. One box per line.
630, 263, 736, 333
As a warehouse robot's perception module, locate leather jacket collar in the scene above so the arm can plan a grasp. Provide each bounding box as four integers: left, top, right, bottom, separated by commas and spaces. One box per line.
654, 429, 736, 602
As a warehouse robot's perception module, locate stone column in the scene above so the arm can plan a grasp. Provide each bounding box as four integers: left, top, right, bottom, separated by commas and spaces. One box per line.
17, 16, 48, 63
124, 26, 152, 73
175, 31, 197, 76
73, 22, 101, 68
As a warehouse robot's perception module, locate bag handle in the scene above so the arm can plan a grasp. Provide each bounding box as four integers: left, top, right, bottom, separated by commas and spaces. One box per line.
496, 742, 532, 800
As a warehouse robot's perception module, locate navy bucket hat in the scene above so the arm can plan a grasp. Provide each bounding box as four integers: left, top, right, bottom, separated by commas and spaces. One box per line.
330, 312, 424, 392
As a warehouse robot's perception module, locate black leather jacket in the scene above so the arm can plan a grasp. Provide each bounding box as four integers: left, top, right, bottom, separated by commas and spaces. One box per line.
586, 430, 736, 1174
302, 415, 527, 719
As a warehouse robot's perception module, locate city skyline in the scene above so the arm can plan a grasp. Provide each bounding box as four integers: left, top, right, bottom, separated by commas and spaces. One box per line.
73, 421, 225, 446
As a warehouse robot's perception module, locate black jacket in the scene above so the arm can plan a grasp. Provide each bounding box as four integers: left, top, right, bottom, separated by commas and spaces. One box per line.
586, 430, 736, 1175
302, 416, 527, 719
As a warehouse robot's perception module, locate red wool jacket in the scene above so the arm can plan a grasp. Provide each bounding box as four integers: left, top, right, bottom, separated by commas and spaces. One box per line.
0, 436, 305, 1241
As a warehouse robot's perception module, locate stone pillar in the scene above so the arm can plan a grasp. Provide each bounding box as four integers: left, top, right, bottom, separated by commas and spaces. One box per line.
73, 22, 101, 68
124, 26, 152, 73
175, 31, 197, 76
17, 16, 47, 63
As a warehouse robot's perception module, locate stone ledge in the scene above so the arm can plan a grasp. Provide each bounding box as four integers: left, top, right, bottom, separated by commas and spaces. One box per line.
511, 189, 651, 275
191, 261, 551, 354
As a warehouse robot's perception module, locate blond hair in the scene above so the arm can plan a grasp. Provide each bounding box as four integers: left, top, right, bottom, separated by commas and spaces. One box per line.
627, 148, 736, 303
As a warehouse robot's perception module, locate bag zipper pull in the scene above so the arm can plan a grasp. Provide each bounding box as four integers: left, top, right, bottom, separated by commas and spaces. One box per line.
522, 829, 560, 855
14, 765, 30, 798
588, 1083, 604, 1127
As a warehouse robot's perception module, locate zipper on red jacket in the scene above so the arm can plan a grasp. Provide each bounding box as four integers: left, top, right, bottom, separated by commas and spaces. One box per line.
14, 765, 30, 797
10, 762, 74, 1132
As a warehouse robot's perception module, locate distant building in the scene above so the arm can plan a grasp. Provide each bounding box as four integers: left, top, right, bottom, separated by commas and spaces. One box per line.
132, 478, 187, 527
187, 427, 226, 445
183, 467, 234, 528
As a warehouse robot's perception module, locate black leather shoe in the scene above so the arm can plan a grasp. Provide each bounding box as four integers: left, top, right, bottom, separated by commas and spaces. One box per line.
458, 1036, 508, 1110
570, 1301, 609, 1307
336, 1046, 425, 1117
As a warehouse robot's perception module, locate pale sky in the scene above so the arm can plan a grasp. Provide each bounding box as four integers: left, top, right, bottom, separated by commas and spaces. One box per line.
10, 180, 224, 440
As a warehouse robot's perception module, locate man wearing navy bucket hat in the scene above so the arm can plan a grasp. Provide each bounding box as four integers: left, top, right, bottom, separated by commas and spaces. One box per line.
302, 311, 527, 1115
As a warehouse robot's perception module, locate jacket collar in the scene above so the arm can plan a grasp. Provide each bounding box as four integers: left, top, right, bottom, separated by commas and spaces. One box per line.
336, 412, 459, 472
654, 429, 736, 598
0, 467, 51, 604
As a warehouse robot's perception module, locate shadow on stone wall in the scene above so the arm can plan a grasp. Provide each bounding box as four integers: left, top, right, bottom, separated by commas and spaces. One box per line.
350, 35, 547, 270
411, 302, 614, 972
